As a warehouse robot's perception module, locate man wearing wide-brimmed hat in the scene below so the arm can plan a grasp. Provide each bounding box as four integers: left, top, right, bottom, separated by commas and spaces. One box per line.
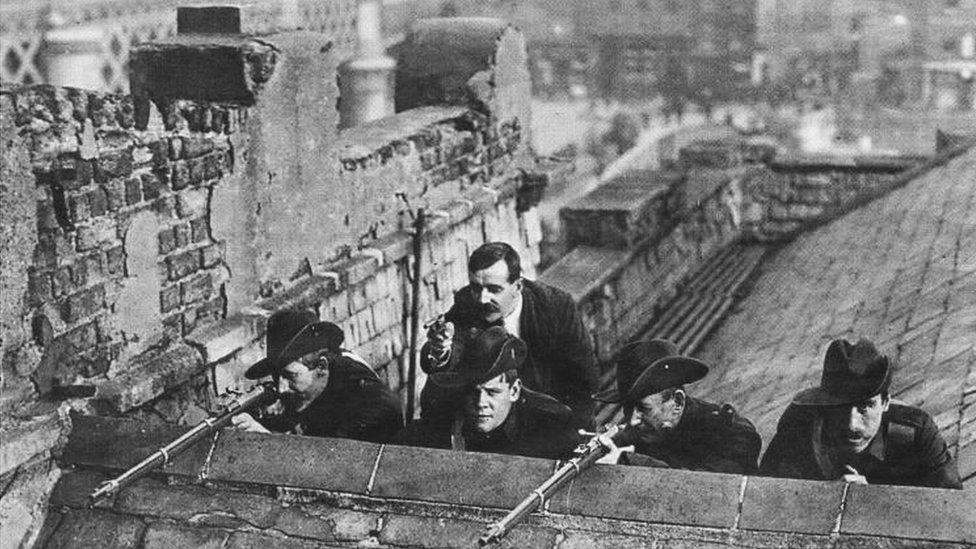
594, 339, 761, 474
231, 309, 403, 443
760, 338, 961, 489
397, 326, 579, 459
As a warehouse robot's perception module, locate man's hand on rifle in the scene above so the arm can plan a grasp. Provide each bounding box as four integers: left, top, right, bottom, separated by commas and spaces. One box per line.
594, 429, 634, 465
842, 465, 868, 485
231, 413, 271, 433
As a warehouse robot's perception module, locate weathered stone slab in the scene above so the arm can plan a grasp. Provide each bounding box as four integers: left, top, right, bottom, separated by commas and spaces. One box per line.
539, 246, 630, 303
379, 514, 556, 549
549, 465, 741, 528
142, 522, 228, 549
115, 478, 282, 529
371, 443, 555, 509
206, 431, 379, 494
92, 343, 204, 413
739, 476, 844, 534
61, 414, 208, 479
43, 508, 146, 549
841, 483, 976, 543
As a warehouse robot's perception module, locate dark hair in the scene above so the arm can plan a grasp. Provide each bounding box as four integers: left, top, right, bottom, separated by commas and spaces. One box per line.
659, 386, 684, 403
468, 242, 521, 282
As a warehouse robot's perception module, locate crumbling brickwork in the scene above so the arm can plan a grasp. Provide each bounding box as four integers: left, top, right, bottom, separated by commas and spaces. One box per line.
0, 14, 540, 547
1, 87, 238, 401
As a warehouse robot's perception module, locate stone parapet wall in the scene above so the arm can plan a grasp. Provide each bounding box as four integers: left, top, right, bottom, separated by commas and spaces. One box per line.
549, 136, 973, 364
742, 153, 923, 241
39, 415, 976, 548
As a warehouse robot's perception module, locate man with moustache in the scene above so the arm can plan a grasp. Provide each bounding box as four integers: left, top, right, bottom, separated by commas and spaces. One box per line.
421, 241, 598, 430
398, 326, 578, 459
760, 338, 962, 489
231, 309, 403, 443
595, 339, 761, 474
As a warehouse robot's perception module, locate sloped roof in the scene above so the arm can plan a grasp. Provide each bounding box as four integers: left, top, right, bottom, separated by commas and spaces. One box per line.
693, 145, 976, 485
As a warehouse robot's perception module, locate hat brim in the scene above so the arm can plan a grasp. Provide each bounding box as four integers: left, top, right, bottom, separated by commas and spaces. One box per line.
624, 355, 709, 403
430, 334, 526, 389
244, 357, 276, 380
428, 370, 472, 389
429, 363, 514, 390
791, 384, 886, 407
244, 321, 344, 380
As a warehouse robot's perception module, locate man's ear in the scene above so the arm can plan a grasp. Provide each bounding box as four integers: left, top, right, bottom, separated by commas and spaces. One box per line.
513, 278, 523, 292
880, 393, 891, 413
509, 378, 522, 402
672, 389, 686, 409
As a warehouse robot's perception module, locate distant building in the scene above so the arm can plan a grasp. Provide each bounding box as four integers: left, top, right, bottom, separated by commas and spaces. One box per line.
761, 0, 976, 102
576, 0, 757, 102
448, 0, 759, 102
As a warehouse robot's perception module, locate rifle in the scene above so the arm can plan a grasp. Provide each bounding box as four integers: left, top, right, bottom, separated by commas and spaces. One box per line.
88, 383, 278, 505
479, 424, 625, 545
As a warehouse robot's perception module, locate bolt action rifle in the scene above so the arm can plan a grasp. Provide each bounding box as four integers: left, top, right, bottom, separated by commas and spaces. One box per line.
479, 424, 626, 545
88, 383, 278, 505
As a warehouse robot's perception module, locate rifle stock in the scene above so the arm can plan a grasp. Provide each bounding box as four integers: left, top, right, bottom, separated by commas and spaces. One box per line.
88, 384, 277, 505
479, 424, 625, 545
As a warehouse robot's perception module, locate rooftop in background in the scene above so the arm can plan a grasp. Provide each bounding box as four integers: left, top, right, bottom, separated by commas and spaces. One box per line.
693, 144, 976, 487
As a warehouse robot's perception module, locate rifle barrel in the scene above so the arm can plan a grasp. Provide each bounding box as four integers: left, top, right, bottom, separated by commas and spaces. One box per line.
88, 385, 276, 505
479, 425, 623, 545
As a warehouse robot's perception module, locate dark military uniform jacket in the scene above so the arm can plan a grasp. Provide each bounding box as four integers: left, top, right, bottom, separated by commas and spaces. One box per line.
259, 353, 403, 444
760, 403, 962, 489
395, 391, 580, 460
619, 397, 762, 474
420, 279, 599, 430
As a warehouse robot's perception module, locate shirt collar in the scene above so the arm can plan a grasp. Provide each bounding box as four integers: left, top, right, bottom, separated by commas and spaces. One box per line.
502, 291, 523, 336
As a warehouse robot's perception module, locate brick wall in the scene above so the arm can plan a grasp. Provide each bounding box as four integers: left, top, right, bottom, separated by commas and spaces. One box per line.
742, 153, 921, 241
0, 87, 240, 403
0, 15, 541, 547
40, 415, 976, 549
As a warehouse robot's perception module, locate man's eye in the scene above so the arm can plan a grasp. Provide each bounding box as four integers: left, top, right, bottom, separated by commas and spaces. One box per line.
486, 286, 503, 293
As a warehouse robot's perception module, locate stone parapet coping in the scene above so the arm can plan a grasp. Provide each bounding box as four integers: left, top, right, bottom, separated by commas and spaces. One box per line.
336, 105, 471, 161
538, 246, 631, 304
769, 153, 924, 171
59, 415, 975, 545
